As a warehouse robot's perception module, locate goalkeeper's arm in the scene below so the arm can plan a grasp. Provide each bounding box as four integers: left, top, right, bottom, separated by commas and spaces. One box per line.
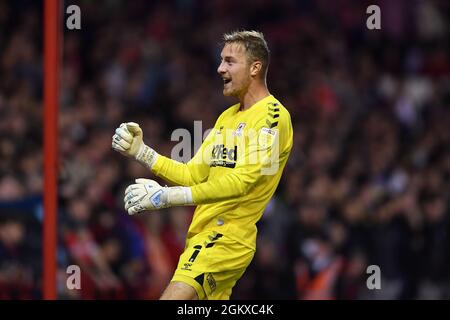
123, 166, 263, 215
123, 137, 276, 215
112, 122, 207, 186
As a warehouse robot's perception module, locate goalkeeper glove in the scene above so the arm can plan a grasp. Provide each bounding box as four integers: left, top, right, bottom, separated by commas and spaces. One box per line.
112, 122, 159, 169
124, 178, 193, 215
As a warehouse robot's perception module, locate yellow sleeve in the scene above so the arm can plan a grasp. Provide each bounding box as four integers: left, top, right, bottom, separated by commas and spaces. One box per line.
191, 116, 286, 204
150, 127, 215, 187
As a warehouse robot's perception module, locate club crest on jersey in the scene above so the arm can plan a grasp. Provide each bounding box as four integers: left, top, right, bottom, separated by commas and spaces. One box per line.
233, 123, 246, 136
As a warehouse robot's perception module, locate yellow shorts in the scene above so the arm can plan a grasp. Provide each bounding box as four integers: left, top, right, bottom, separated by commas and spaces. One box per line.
171, 230, 255, 300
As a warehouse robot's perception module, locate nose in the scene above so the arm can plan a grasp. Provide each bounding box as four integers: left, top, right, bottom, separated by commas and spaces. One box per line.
217, 61, 226, 75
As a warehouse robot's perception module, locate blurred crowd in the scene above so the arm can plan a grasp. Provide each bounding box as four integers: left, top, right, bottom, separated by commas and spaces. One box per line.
0, 0, 449, 299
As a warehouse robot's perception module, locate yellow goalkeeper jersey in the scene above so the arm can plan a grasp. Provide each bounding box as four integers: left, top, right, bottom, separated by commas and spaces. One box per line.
151, 94, 293, 249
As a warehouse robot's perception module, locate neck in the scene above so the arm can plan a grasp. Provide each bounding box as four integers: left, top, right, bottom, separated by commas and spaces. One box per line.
239, 81, 270, 111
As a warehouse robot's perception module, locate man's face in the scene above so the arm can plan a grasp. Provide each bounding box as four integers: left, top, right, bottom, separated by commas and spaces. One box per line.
217, 43, 252, 97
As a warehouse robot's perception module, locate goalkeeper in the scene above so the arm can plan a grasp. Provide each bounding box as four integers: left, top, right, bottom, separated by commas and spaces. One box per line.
112, 31, 293, 300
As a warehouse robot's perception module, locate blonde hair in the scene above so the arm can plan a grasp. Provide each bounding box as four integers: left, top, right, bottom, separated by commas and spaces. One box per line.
223, 30, 270, 79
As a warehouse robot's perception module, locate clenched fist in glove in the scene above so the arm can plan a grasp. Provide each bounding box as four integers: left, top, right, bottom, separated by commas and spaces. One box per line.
112, 122, 159, 169
124, 178, 193, 215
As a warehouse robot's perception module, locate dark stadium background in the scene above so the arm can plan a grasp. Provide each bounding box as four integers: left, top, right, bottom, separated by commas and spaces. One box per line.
0, 0, 449, 299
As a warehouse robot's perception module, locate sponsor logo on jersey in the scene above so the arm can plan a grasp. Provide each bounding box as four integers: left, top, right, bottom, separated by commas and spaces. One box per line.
261, 127, 277, 136
211, 144, 237, 168
216, 126, 224, 135
181, 263, 192, 271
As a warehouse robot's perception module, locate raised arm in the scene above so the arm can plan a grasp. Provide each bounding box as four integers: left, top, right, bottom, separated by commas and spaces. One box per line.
112, 122, 212, 186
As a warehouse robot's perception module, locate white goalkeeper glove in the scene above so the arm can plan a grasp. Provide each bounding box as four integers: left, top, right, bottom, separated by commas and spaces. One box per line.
124, 178, 193, 215
112, 122, 159, 169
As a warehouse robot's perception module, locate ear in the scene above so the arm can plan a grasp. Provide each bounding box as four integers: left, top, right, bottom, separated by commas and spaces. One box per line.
250, 61, 262, 77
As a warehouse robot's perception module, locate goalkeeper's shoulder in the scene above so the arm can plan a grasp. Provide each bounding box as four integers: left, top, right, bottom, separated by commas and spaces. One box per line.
252, 97, 293, 152
252, 97, 292, 131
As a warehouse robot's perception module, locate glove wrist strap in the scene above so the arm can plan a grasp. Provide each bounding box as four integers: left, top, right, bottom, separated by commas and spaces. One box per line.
136, 144, 159, 169
166, 187, 193, 206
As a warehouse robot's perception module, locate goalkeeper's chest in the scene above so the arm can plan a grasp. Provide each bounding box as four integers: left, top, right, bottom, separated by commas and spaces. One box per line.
209, 121, 252, 169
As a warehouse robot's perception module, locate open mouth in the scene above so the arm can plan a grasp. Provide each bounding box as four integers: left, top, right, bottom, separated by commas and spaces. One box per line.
223, 78, 231, 85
